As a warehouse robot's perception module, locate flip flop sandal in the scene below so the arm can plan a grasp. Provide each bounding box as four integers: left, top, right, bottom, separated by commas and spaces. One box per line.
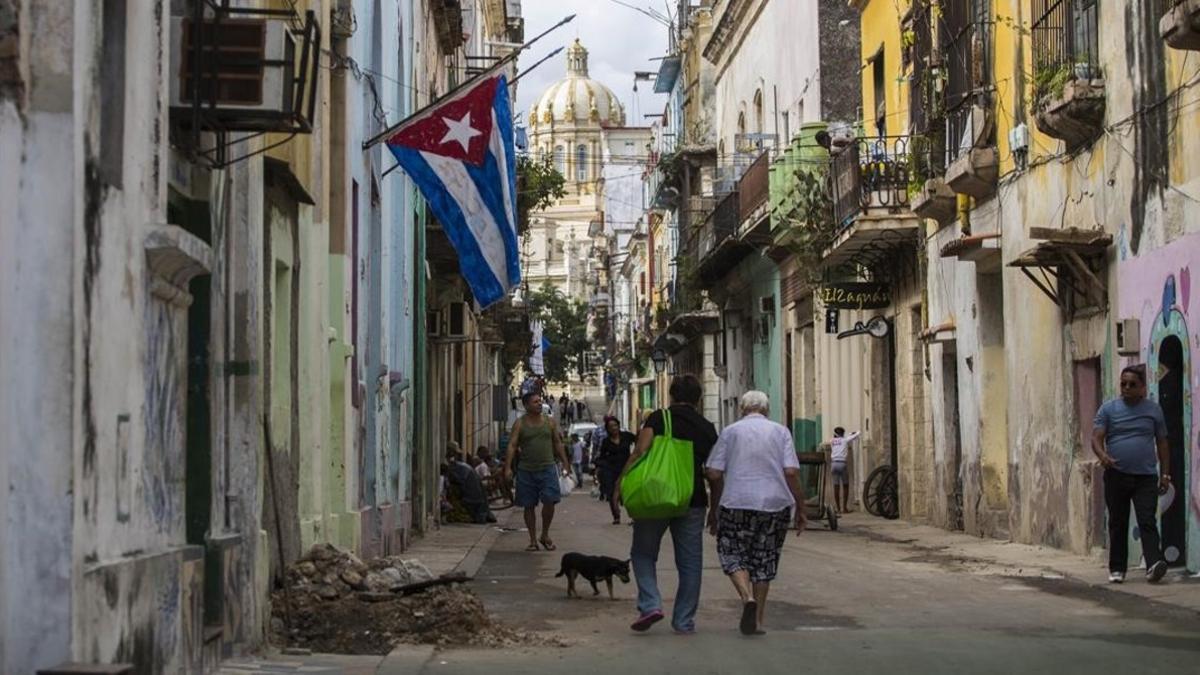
539, 538, 557, 551
739, 601, 758, 636
525, 543, 540, 552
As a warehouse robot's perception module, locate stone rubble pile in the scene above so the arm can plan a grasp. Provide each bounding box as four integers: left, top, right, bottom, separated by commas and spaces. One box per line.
285, 543, 434, 602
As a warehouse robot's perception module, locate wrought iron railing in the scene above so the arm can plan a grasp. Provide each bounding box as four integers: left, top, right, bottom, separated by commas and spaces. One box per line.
695, 191, 740, 262
738, 151, 771, 223
943, 5, 992, 163
1031, 0, 1100, 88
831, 136, 913, 232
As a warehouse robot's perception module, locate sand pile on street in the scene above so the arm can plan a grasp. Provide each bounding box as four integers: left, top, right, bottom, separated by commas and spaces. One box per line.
271, 543, 551, 654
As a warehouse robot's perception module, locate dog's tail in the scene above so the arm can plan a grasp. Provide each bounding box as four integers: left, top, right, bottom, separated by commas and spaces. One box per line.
554, 565, 566, 578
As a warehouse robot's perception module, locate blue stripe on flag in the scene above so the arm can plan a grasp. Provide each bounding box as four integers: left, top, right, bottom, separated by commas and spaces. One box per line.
388, 146, 506, 307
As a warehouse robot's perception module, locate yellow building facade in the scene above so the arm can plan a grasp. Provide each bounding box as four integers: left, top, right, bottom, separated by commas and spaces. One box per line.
852, 0, 1200, 569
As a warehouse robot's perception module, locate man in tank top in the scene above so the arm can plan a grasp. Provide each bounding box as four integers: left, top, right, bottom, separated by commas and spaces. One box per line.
505, 391, 571, 551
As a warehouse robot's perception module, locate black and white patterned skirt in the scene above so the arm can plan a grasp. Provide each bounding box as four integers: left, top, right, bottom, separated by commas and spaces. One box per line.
716, 506, 792, 583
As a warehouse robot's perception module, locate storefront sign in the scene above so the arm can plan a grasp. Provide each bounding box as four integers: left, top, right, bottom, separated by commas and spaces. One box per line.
817, 282, 891, 310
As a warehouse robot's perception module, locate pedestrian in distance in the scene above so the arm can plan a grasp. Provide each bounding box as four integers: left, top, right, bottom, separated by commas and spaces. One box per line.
705, 391, 807, 635
829, 427, 860, 514
615, 374, 718, 635
596, 416, 636, 524
569, 433, 585, 488
505, 391, 572, 552
1092, 365, 1172, 584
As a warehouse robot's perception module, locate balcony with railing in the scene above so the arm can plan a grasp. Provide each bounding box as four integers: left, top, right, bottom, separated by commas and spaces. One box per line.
823, 136, 923, 269
942, 10, 999, 201
1161, 0, 1200, 51
690, 190, 754, 288
737, 151, 772, 238
1031, 0, 1105, 150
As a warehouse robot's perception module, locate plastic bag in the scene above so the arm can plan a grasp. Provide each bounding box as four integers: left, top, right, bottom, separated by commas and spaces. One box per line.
559, 472, 576, 496
619, 410, 694, 519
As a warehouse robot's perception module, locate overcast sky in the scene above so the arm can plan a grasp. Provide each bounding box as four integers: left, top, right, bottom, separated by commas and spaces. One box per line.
514, 0, 671, 128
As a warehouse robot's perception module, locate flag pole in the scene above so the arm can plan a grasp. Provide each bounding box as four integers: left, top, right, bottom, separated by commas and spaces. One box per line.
363, 14, 576, 150
379, 45, 567, 179
508, 46, 565, 87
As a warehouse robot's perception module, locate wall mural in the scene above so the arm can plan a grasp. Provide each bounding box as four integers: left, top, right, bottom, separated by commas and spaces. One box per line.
1119, 232, 1199, 574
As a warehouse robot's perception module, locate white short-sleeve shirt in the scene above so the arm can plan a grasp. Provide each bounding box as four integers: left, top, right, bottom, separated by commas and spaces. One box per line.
706, 413, 799, 512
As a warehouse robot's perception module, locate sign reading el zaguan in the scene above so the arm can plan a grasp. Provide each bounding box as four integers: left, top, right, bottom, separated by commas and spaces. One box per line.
818, 283, 891, 310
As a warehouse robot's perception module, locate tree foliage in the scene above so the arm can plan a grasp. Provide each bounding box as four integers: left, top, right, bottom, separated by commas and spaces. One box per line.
526, 283, 590, 383
516, 155, 566, 230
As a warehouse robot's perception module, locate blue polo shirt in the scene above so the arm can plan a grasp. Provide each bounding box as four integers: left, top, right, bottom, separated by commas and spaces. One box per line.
1093, 398, 1167, 476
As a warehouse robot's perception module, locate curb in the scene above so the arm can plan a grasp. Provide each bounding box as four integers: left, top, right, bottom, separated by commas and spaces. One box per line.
454, 508, 520, 578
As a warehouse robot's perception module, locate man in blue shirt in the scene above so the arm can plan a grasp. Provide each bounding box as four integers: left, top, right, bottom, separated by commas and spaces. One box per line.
1092, 365, 1172, 584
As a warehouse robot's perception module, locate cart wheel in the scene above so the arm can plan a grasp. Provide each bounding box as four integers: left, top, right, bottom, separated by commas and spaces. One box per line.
828, 507, 838, 532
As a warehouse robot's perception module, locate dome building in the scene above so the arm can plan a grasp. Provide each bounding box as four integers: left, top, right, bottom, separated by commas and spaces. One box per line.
522, 40, 640, 303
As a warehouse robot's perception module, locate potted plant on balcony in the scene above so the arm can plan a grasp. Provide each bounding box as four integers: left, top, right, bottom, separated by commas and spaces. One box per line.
1032, 61, 1106, 151
907, 135, 957, 227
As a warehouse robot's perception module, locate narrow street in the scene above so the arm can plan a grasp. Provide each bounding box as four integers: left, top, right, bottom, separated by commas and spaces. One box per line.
225, 492, 1200, 675
427, 496, 1200, 674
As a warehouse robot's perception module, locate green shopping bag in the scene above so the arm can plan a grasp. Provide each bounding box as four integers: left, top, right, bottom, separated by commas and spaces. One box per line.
620, 410, 694, 519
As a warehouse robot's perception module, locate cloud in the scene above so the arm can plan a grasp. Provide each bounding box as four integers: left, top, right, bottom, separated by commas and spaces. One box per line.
514, 0, 670, 126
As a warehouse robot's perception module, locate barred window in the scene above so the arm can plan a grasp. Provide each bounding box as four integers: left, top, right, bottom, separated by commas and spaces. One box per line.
1032, 0, 1100, 89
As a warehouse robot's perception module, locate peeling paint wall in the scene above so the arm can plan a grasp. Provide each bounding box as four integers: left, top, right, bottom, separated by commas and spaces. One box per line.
919, 0, 1200, 559
0, 0, 75, 669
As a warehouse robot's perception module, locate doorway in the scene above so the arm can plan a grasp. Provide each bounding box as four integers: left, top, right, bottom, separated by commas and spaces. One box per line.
1159, 336, 1187, 567
941, 346, 963, 530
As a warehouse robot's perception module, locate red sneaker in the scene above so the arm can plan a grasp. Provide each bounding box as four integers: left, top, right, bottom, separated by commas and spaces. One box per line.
630, 609, 664, 632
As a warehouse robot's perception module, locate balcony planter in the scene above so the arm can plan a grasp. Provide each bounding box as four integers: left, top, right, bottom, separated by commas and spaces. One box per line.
1161, 0, 1200, 51
945, 147, 999, 201
911, 178, 957, 227
1035, 78, 1106, 150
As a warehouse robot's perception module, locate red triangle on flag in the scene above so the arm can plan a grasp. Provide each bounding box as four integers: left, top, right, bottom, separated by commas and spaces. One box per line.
386, 76, 499, 166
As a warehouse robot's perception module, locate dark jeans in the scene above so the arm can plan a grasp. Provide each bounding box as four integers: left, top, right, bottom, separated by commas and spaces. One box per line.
1104, 469, 1163, 573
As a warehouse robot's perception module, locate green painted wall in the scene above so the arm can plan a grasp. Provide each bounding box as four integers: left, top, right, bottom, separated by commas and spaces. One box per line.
748, 256, 784, 423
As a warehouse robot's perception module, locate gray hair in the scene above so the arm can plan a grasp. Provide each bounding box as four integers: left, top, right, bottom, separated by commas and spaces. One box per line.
740, 390, 770, 415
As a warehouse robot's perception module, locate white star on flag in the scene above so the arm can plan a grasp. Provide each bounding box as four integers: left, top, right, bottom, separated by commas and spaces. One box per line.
440, 112, 483, 151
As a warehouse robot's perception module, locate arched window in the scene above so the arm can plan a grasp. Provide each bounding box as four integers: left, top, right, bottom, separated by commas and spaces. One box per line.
736, 112, 746, 151
554, 145, 565, 174
753, 89, 764, 134
576, 144, 588, 181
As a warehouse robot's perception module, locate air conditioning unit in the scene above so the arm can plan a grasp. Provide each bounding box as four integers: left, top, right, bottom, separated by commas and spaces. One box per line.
426, 310, 442, 337
1116, 318, 1140, 356
169, 17, 297, 124
445, 302, 470, 339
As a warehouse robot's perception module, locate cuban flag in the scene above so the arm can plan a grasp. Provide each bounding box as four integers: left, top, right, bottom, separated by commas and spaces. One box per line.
386, 73, 521, 308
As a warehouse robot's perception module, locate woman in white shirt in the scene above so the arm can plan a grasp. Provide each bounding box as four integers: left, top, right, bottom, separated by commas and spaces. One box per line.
705, 391, 807, 636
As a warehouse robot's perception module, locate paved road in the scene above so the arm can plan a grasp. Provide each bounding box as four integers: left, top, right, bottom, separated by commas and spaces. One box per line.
412, 489, 1200, 675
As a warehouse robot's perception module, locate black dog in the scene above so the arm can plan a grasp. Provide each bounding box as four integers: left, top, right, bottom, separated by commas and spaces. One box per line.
554, 553, 631, 599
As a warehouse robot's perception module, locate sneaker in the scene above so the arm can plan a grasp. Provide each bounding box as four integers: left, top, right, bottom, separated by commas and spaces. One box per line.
1147, 560, 1169, 584
631, 609, 664, 632
1108, 571, 1125, 584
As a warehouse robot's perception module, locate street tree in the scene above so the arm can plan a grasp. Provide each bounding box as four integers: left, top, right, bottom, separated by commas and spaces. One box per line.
526, 283, 590, 383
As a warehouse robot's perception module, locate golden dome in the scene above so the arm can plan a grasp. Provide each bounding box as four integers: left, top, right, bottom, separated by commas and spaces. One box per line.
529, 39, 626, 128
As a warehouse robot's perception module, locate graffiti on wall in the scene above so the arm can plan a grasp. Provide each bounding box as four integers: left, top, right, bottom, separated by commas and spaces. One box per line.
1119, 232, 1200, 573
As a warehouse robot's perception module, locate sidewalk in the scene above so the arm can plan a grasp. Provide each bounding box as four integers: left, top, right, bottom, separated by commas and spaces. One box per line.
840, 512, 1200, 614
401, 508, 521, 577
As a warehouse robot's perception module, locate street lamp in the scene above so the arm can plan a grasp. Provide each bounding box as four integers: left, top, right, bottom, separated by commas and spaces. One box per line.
651, 348, 668, 375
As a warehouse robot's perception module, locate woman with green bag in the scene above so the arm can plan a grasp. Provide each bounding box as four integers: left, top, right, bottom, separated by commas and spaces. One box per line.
614, 374, 718, 635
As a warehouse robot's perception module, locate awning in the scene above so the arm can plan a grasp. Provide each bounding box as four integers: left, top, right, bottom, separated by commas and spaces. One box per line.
1008, 227, 1111, 309
653, 310, 721, 354
654, 55, 682, 93
940, 233, 1001, 271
